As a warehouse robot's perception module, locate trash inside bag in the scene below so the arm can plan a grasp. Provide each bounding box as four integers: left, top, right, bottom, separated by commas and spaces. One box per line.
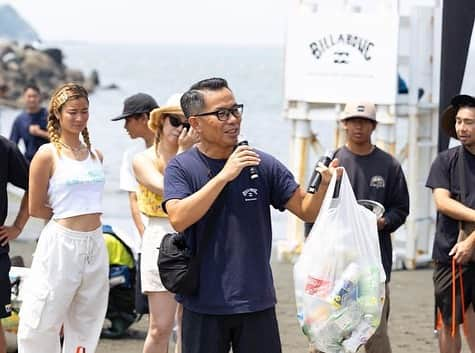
294, 169, 386, 353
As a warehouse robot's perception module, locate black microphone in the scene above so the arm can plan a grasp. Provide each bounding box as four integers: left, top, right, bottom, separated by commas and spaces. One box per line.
307, 150, 334, 194
237, 140, 259, 180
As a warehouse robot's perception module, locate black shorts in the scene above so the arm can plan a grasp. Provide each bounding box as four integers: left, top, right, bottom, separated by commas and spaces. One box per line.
0, 253, 12, 319
433, 262, 475, 326
182, 307, 282, 353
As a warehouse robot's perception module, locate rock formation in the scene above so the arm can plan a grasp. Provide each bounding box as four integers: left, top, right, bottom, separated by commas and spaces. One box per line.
0, 5, 100, 108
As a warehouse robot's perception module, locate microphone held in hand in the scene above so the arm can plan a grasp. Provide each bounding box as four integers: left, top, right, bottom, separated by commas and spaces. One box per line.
237, 140, 259, 180
307, 151, 334, 194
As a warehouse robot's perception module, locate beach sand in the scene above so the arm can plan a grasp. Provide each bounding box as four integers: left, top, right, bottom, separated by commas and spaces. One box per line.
6, 209, 472, 353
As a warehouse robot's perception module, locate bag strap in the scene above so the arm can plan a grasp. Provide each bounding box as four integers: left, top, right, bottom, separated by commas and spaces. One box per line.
457, 146, 467, 230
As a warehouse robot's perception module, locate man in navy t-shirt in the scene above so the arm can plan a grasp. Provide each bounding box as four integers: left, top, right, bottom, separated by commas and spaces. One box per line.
9, 84, 48, 162
426, 94, 475, 353
163, 78, 339, 353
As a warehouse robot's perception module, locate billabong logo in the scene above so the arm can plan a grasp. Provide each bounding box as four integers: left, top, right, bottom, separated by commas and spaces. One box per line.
369, 175, 385, 188
309, 33, 374, 63
242, 188, 258, 202
4, 304, 11, 313
333, 51, 349, 64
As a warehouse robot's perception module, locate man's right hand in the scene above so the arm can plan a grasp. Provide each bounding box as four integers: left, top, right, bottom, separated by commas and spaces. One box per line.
218, 144, 260, 183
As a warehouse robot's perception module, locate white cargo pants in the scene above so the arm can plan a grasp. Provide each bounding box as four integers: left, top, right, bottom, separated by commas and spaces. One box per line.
18, 221, 109, 353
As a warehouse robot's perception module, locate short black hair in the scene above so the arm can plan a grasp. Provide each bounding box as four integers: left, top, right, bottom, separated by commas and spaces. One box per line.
23, 83, 40, 94
189, 77, 229, 91
181, 77, 230, 118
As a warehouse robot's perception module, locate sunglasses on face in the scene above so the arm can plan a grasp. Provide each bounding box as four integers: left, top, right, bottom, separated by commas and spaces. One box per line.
168, 114, 190, 129
194, 104, 244, 122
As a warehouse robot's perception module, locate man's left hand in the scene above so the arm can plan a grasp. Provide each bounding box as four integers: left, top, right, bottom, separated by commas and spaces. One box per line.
449, 239, 475, 264
0, 225, 21, 246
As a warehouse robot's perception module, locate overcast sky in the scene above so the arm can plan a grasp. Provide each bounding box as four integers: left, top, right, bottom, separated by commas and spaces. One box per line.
2, 0, 288, 45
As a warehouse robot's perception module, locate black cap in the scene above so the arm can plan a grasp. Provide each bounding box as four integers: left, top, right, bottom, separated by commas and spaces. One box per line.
441, 94, 475, 139
111, 93, 159, 121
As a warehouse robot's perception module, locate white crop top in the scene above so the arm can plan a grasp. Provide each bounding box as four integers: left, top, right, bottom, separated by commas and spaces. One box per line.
47, 146, 105, 219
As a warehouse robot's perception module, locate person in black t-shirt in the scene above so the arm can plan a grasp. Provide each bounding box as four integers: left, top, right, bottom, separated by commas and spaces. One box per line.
426, 94, 475, 353
0, 135, 29, 353
337, 101, 409, 353
308, 101, 409, 353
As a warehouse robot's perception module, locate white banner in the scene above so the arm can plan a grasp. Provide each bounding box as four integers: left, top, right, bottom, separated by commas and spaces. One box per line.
284, 11, 399, 104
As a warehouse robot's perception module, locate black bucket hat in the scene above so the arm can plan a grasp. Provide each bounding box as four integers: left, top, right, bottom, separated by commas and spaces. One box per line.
111, 93, 159, 121
441, 94, 475, 139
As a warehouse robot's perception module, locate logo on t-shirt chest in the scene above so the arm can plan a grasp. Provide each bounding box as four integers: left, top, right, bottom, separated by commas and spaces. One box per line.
242, 188, 258, 202
369, 175, 385, 189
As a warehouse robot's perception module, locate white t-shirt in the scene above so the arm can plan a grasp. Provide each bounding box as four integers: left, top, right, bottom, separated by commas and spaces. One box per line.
120, 140, 146, 192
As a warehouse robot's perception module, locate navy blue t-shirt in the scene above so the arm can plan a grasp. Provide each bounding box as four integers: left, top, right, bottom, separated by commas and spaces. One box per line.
9, 108, 48, 162
163, 147, 299, 315
426, 146, 475, 264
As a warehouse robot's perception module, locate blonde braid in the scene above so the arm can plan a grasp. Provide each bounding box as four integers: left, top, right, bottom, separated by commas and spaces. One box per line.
47, 116, 62, 155
81, 127, 95, 159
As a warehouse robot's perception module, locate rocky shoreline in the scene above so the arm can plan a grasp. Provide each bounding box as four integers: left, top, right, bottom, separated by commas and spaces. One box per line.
0, 40, 100, 108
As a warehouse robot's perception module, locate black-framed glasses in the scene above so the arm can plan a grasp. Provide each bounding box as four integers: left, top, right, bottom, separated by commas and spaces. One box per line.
194, 104, 244, 121
168, 114, 190, 129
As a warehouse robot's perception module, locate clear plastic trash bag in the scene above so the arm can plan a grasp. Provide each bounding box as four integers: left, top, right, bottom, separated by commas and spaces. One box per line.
294, 169, 386, 353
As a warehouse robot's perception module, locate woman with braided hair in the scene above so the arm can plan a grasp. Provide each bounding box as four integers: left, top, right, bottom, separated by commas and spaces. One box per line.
17, 83, 109, 353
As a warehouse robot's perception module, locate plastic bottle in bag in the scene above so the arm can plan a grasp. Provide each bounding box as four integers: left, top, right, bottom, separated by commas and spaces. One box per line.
357, 266, 381, 327
358, 266, 380, 297
357, 298, 380, 327
312, 303, 363, 353
329, 303, 362, 336
313, 323, 344, 353
342, 320, 374, 353
328, 262, 360, 308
